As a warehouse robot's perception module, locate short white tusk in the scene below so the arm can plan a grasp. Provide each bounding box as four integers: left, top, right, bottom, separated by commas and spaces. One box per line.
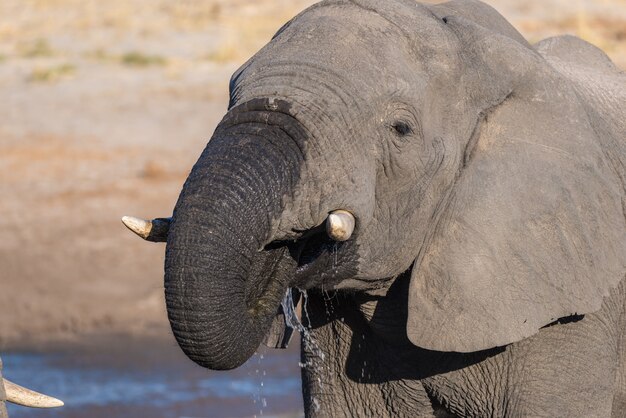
121, 216, 152, 239
3, 378, 64, 408
121, 216, 170, 242
326, 210, 355, 242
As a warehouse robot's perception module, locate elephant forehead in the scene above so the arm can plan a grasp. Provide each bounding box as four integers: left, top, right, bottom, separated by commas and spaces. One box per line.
237, 3, 426, 83
228, 6, 432, 124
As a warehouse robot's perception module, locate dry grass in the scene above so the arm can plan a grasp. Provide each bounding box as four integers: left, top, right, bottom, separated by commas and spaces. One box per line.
2, 0, 623, 69
204, 42, 240, 63
0, 0, 312, 63
18, 38, 55, 58
571, 15, 626, 53
84, 49, 171, 69
518, 12, 626, 68
29, 63, 75, 82
160, 2, 222, 30
521, 15, 626, 44
0, 0, 307, 42
83, 48, 114, 62
203, 4, 306, 63
120, 52, 167, 67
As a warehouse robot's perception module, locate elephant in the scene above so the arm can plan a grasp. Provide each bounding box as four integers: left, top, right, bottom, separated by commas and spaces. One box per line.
0, 356, 63, 417
123, 0, 626, 416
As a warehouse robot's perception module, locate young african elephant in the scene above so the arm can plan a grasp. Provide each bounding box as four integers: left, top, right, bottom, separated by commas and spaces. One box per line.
124, 0, 626, 416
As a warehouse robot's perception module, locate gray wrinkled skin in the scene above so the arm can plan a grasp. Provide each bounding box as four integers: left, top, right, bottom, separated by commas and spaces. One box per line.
301, 274, 626, 417
163, 0, 626, 416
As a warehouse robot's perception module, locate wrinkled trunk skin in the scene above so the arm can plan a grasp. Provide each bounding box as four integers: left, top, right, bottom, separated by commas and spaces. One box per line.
165, 103, 305, 370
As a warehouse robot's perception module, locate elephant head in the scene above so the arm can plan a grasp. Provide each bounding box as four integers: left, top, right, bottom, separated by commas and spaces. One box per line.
124, 0, 626, 370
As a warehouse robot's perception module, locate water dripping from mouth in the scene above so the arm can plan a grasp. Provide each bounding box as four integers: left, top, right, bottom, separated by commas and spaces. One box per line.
281, 289, 326, 367
281, 289, 325, 413
252, 351, 269, 417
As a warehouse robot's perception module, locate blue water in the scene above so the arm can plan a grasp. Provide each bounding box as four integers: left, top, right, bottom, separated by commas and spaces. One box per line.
2, 337, 303, 418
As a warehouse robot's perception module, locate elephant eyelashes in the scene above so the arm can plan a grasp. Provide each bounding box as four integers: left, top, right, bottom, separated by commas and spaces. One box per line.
391, 121, 413, 136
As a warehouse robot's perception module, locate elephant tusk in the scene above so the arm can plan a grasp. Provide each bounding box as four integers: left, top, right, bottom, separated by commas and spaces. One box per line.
121, 216, 152, 239
121, 216, 171, 242
3, 378, 64, 408
326, 210, 355, 242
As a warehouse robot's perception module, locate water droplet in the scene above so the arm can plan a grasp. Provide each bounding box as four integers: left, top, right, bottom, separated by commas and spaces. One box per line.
281, 288, 327, 408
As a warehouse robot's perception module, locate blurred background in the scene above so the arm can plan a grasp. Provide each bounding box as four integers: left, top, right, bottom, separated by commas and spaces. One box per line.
0, 0, 624, 417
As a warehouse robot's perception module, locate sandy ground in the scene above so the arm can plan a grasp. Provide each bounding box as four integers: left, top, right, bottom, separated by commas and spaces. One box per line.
0, 0, 625, 350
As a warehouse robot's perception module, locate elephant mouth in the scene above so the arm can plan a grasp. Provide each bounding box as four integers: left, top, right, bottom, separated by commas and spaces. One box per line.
266, 222, 355, 289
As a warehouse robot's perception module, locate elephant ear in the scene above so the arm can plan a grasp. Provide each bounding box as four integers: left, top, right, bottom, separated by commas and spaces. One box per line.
406, 16, 626, 352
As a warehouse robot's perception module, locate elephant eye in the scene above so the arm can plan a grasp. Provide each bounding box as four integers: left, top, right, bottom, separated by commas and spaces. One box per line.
391, 121, 412, 136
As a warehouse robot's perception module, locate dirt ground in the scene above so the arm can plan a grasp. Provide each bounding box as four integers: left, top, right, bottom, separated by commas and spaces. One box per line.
0, 0, 625, 350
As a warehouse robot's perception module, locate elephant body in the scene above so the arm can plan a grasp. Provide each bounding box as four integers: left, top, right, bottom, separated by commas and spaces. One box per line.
151, 0, 626, 416
296, 27, 626, 418
301, 273, 626, 417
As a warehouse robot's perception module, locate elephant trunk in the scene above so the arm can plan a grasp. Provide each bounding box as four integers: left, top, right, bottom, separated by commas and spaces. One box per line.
164, 104, 305, 370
